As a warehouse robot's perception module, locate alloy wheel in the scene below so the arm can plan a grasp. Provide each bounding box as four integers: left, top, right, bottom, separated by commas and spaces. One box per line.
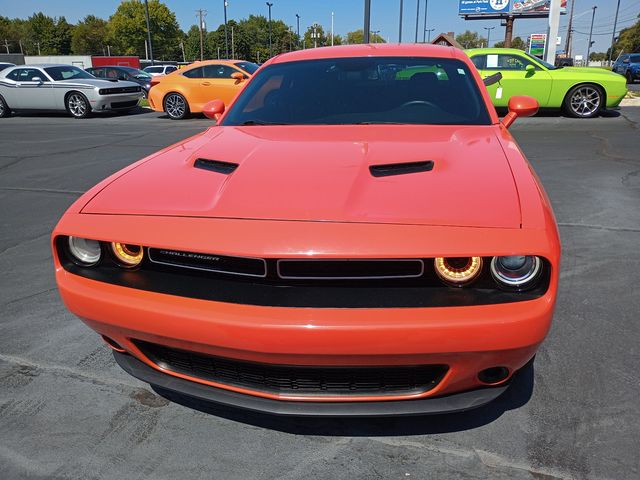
569, 86, 601, 118
68, 94, 87, 117
165, 94, 186, 119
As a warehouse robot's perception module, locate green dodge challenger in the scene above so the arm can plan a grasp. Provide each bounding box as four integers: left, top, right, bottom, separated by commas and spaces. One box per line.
466, 48, 627, 118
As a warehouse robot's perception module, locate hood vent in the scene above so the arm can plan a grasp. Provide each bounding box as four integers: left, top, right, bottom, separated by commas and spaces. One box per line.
369, 160, 434, 178
194, 158, 239, 175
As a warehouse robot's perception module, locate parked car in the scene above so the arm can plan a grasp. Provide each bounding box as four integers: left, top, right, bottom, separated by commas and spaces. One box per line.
86, 66, 153, 97
612, 53, 640, 84
0, 62, 15, 72
0, 64, 143, 118
147, 59, 258, 119
52, 44, 560, 416
143, 64, 178, 77
467, 48, 627, 118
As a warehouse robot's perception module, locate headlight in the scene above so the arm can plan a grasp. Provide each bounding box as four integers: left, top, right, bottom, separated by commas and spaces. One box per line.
434, 257, 482, 286
490, 255, 541, 288
111, 242, 144, 267
67, 237, 102, 266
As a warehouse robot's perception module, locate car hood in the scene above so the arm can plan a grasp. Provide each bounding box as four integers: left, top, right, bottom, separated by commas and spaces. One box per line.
82, 125, 521, 228
551, 66, 624, 79
58, 78, 140, 89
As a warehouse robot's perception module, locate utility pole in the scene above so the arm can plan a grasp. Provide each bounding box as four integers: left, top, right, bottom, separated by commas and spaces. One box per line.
586, 6, 597, 64
196, 9, 207, 61
18, 40, 23, 54
107, 45, 110, 56
223, 0, 229, 59
504, 16, 514, 48
364, 0, 371, 43
231, 25, 235, 60
565, 0, 575, 58
544, 0, 561, 64
143, 0, 154, 65
217, 47, 220, 59
426, 28, 434, 42
484, 26, 495, 48
266, 2, 273, 58
414, 0, 420, 43
2, 39, 8, 54
372, 30, 380, 43
422, 0, 429, 43
608, 0, 621, 64
180, 41, 186, 62
145, 39, 149, 60
312, 23, 319, 48
331, 12, 335, 46
296, 14, 301, 48
398, 0, 404, 43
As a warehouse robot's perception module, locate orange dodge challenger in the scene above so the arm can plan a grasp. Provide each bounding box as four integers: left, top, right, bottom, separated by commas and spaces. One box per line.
148, 59, 258, 119
52, 44, 560, 416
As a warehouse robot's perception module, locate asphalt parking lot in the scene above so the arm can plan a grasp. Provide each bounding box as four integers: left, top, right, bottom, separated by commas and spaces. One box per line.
1, 106, 639, 480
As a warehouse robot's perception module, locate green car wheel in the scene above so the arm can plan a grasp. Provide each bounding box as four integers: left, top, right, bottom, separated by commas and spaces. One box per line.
563, 84, 603, 119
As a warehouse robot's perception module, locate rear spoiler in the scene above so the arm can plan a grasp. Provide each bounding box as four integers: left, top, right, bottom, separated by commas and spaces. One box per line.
483, 72, 502, 86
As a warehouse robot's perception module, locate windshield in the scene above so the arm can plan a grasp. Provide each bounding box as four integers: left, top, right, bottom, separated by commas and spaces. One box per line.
524, 52, 559, 70
45, 66, 95, 81
123, 67, 152, 79
222, 57, 490, 126
235, 61, 259, 74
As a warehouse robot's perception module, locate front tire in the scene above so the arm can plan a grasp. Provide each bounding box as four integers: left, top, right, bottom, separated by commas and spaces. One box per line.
563, 84, 603, 119
66, 92, 91, 119
163, 93, 189, 120
0, 94, 10, 118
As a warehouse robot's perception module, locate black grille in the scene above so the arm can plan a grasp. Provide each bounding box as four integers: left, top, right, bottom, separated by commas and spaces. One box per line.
135, 340, 448, 396
277, 259, 424, 279
111, 100, 139, 109
148, 248, 267, 277
101, 86, 141, 95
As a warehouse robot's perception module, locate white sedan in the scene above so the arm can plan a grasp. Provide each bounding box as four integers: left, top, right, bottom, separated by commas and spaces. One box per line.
0, 64, 144, 118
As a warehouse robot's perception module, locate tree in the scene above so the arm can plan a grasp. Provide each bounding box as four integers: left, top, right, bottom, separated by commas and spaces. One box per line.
107, 0, 181, 59
72, 15, 107, 55
304, 24, 327, 48
24, 13, 57, 55
589, 51, 606, 61
455, 30, 486, 49
608, 17, 640, 60
184, 24, 206, 62
346, 29, 386, 44
54, 17, 73, 55
494, 36, 526, 50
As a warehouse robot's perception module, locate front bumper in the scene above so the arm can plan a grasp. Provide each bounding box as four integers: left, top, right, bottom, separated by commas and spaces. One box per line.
91, 93, 143, 111
115, 351, 510, 416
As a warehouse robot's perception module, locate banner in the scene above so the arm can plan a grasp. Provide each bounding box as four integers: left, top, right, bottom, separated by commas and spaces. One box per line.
458, 0, 511, 15
459, 0, 566, 16
512, 0, 567, 15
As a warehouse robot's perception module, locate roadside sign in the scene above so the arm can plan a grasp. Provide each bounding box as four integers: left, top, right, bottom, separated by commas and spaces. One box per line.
529, 33, 546, 57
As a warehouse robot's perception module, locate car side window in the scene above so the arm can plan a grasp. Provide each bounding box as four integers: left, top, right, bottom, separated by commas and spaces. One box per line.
115, 70, 129, 81
182, 66, 204, 79
202, 64, 238, 79
484, 54, 537, 71
90, 68, 105, 78
8, 68, 47, 82
470, 55, 486, 70
166, 66, 177, 73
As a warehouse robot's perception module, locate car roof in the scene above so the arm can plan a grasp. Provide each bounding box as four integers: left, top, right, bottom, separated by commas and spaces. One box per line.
183, 60, 243, 67
465, 48, 525, 55
17, 64, 81, 68
268, 43, 460, 65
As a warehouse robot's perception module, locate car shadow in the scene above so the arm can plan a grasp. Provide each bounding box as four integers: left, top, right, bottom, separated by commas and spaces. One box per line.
151, 361, 534, 436
8, 106, 154, 119
496, 108, 621, 119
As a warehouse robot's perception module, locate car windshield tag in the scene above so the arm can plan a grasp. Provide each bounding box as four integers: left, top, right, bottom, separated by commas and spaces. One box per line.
496, 87, 503, 99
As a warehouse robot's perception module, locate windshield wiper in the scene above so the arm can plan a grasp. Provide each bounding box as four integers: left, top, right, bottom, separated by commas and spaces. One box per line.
240, 120, 290, 126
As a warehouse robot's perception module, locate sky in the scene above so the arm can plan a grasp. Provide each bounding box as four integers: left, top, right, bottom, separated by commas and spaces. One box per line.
1, 0, 639, 58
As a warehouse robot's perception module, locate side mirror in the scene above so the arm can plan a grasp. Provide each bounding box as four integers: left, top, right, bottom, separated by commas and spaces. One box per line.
501, 95, 539, 129
483, 72, 502, 86
525, 64, 535, 73
31, 76, 43, 84
231, 72, 245, 84
203, 99, 225, 120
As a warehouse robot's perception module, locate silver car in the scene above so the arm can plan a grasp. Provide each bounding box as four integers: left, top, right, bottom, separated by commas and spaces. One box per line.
0, 64, 143, 118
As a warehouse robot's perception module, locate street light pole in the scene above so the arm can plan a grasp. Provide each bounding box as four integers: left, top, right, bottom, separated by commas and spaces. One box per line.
426, 28, 434, 42
608, 0, 621, 64
422, 0, 429, 43
586, 6, 597, 65
331, 12, 334, 46
484, 26, 495, 48
414, 0, 420, 43
266, 2, 273, 58
296, 14, 300, 49
364, 0, 371, 43
398, 0, 404, 43
143, 0, 154, 65
223, 0, 229, 59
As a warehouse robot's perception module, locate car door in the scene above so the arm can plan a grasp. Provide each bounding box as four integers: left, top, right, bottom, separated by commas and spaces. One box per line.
4, 68, 54, 109
200, 64, 245, 106
477, 53, 552, 107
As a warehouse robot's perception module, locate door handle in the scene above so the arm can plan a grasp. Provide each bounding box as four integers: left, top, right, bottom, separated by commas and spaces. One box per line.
201, 82, 212, 86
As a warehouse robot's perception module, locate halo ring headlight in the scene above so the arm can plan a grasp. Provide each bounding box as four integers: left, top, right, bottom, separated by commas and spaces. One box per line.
111, 242, 144, 267
434, 257, 483, 286
67, 237, 102, 266
491, 255, 542, 288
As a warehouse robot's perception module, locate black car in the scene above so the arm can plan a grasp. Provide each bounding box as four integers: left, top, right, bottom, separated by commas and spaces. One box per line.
86, 66, 153, 97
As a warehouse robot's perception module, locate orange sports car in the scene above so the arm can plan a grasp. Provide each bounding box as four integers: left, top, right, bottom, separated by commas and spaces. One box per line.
52, 44, 560, 416
148, 59, 258, 119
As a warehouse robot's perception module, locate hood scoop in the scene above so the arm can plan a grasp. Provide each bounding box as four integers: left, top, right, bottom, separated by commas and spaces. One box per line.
369, 160, 434, 178
194, 158, 239, 175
